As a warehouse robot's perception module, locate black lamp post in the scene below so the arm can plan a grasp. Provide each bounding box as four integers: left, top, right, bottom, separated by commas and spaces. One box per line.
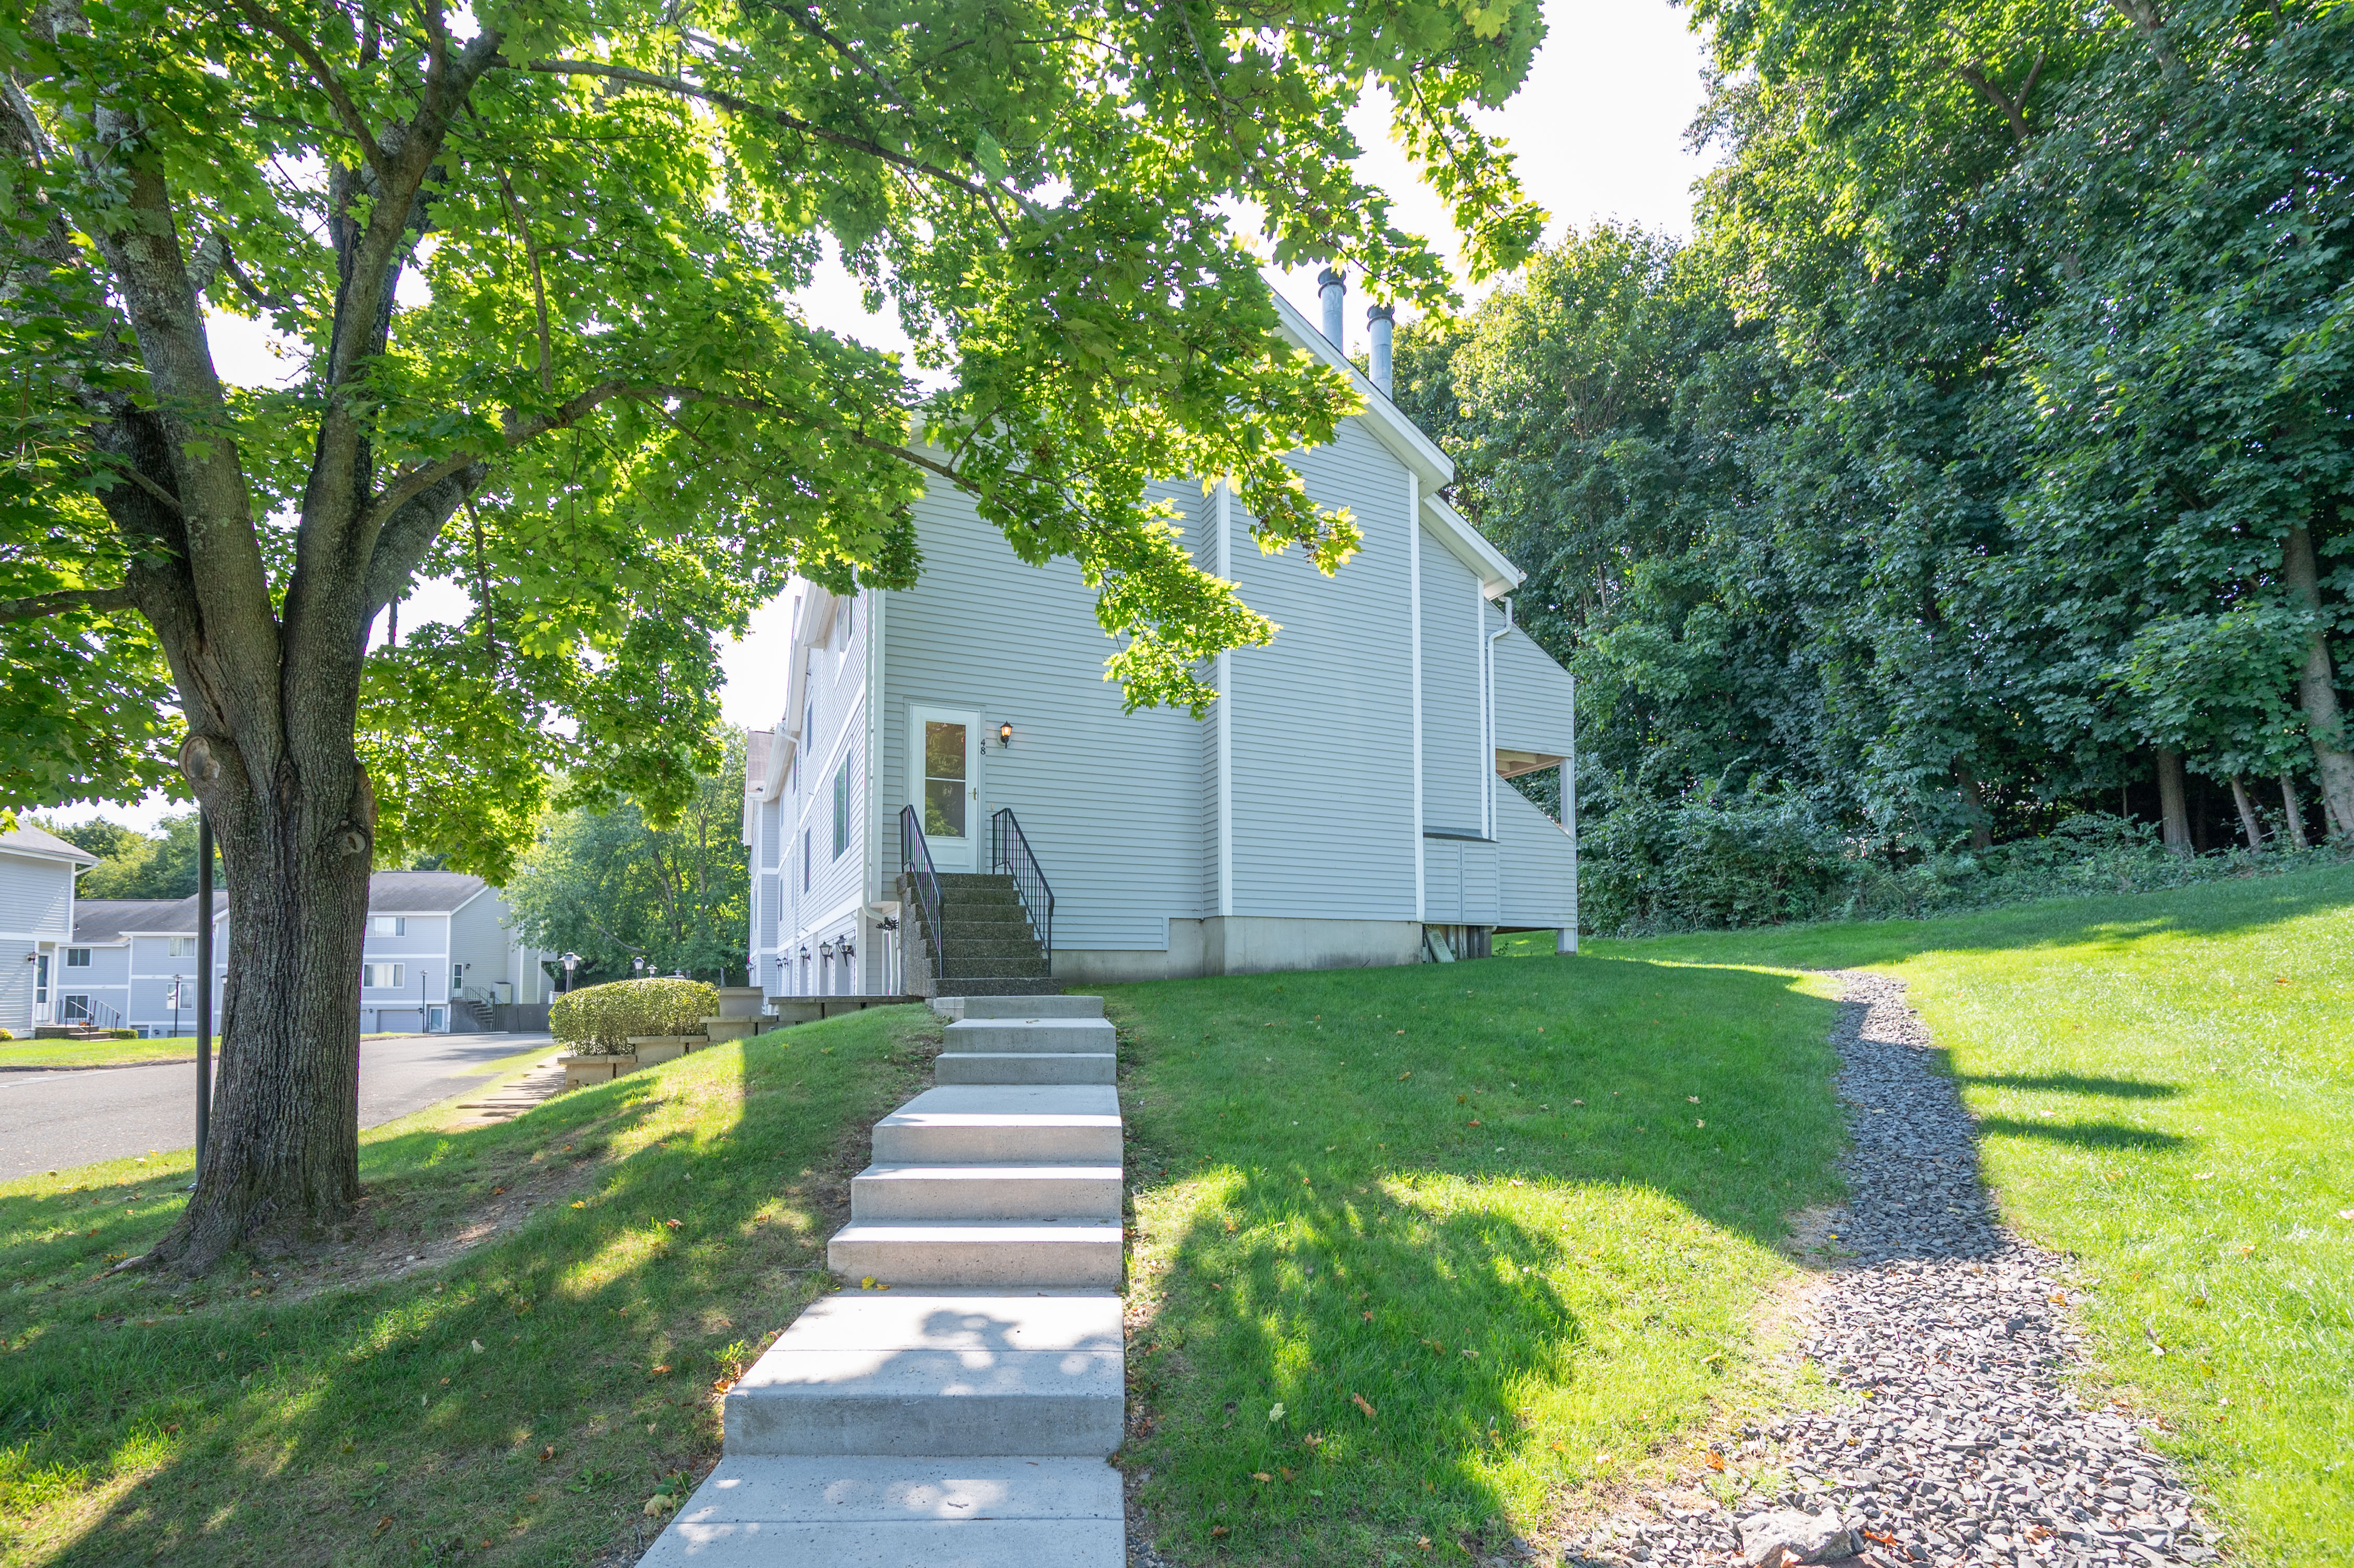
561, 951, 580, 992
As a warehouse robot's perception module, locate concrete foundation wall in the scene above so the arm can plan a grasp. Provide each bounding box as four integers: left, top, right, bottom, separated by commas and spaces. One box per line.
1052, 917, 1423, 983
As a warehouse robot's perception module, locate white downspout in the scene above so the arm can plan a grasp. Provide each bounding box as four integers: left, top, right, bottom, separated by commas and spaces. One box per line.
1409, 474, 1425, 925
1216, 479, 1235, 923
1486, 595, 1513, 840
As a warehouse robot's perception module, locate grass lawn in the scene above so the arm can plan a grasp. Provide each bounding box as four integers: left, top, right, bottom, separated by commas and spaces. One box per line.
0, 1003, 943, 1567
1600, 863, 2354, 1566
0, 1037, 201, 1070
1107, 955, 1851, 1564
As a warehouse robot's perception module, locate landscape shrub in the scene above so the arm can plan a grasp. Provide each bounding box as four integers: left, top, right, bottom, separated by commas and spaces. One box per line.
1583, 798, 2351, 936
549, 977, 717, 1055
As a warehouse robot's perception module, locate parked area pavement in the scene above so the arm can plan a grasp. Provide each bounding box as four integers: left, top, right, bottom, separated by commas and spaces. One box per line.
1559, 974, 2216, 1568
0, 1031, 552, 1181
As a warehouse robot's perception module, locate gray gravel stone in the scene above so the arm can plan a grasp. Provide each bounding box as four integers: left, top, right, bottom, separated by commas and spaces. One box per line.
1557, 972, 2218, 1568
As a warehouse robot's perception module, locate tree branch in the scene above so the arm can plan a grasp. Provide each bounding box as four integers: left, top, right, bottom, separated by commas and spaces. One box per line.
218, 0, 396, 187
516, 56, 1007, 219
0, 585, 138, 624
1954, 51, 2045, 145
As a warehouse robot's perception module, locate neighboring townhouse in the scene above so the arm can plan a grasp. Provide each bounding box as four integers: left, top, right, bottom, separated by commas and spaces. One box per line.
742, 280, 1577, 998
54, 899, 212, 1036
351, 871, 554, 1034
0, 824, 100, 1035
52, 871, 554, 1036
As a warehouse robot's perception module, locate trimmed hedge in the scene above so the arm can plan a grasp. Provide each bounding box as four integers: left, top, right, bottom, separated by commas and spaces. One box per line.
549, 977, 718, 1056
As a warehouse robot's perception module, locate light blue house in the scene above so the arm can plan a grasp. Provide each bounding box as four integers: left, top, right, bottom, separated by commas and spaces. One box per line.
55, 871, 553, 1037
0, 823, 100, 1034
742, 283, 1577, 998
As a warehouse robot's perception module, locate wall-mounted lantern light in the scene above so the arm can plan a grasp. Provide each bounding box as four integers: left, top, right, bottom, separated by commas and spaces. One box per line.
997, 721, 1014, 749
840, 940, 856, 959
819, 940, 834, 960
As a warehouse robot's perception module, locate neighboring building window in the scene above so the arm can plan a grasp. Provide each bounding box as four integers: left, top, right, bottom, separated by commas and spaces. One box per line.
362, 962, 406, 989
62, 995, 91, 1021
803, 829, 812, 891
371, 916, 406, 936
64, 948, 91, 967
33, 955, 47, 1005
168, 937, 195, 958
832, 761, 851, 858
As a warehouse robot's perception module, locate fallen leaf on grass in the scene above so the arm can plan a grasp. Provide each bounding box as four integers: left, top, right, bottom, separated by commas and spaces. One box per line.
539, 1446, 556, 1463
1466, 1119, 1482, 1127
372, 1517, 395, 1538
1351, 1392, 1377, 1419
1704, 1450, 1726, 1472
664, 1219, 683, 1230
1417, 1536, 1433, 1550
2337, 1209, 2354, 1221
1397, 1070, 1411, 1081
1361, 1310, 1374, 1322
650, 1364, 672, 1376
644, 1494, 678, 1517
1251, 1471, 1272, 1483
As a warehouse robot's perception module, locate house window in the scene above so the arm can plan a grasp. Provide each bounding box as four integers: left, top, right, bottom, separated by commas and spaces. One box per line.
64, 948, 91, 967
362, 962, 406, 989
370, 916, 406, 936
63, 994, 92, 1022
33, 955, 49, 1005
802, 829, 812, 891
832, 760, 851, 858
168, 937, 195, 958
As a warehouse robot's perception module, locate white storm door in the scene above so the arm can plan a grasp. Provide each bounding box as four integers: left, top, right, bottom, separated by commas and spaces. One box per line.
907, 705, 982, 872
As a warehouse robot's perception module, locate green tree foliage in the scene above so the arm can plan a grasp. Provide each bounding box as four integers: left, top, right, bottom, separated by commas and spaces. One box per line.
38, 811, 218, 899
1, 0, 1545, 1262
1403, 0, 2354, 930
504, 740, 750, 986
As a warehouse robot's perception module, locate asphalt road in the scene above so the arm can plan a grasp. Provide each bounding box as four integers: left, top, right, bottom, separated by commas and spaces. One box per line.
0, 1032, 552, 1182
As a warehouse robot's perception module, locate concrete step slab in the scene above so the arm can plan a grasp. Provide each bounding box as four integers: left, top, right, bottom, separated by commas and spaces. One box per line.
666, 1453, 1122, 1525
828, 1221, 1123, 1288
934, 1052, 1116, 1086
956, 996, 1104, 1020
768, 1292, 1123, 1354
642, 1518, 1122, 1565
872, 1086, 1122, 1165
850, 1164, 1124, 1222
726, 1344, 1122, 1455
942, 1018, 1116, 1053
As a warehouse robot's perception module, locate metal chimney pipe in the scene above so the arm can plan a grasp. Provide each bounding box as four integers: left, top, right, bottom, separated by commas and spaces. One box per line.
1316, 266, 1345, 348
1367, 304, 1395, 395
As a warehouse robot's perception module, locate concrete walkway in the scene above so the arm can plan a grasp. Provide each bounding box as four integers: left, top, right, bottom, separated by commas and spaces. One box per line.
642, 997, 1124, 1566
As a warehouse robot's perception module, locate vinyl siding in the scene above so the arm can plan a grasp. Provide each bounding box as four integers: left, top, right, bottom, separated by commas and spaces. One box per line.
1496, 777, 1577, 928
1223, 421, 1418, 922
0, 939, 32, 1031
446, 887, 511, 990
1418, 538, 1486, 835
0, 853, 73, 938
881, 476, 1209, 951
1493, 626, 1576, 756
782, 593, 872, 983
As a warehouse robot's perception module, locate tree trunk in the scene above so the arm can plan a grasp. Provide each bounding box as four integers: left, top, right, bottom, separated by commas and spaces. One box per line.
149, 739, 375, 1271
2282, 524, 2354, 835
1955, 762, 1995, 852
2155, 747, 2192, 856
2229, 775, 2266, 851
2281, 776, 2311, 850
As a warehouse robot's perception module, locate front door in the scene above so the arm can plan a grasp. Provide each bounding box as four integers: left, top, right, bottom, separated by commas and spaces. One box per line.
907, 704, 981, 872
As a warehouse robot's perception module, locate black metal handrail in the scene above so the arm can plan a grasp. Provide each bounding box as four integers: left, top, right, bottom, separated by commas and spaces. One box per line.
991, 807, 1054, 963
899, 804, 946, 987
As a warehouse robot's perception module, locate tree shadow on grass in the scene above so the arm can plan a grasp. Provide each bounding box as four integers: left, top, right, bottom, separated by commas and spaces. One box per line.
3, 1005, 938, 1568
1960, 1074, 2179, 1100
1971, 1116, 2186, 1153
1113, 956, 1852, 1564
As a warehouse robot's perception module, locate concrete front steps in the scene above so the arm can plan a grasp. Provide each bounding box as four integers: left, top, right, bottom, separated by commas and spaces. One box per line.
640, 996, 1124, 1566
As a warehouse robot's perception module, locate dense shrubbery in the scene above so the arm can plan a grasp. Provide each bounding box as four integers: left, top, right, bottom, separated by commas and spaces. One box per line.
1583, 801, 2350, 936
549, 978, 717, 1056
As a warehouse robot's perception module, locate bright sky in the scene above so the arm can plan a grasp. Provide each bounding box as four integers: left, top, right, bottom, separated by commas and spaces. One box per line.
53, 0, 1711, 832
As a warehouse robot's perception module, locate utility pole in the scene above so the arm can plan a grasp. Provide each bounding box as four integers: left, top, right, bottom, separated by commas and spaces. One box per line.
194, 812, 214, 1180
